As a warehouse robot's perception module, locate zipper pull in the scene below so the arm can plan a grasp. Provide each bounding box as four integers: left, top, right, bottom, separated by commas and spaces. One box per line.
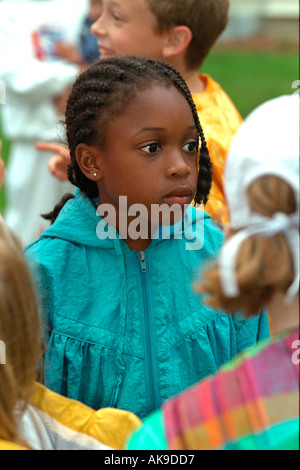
138, 251, 147, 273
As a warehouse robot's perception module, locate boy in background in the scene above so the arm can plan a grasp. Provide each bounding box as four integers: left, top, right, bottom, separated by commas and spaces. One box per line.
55, 0, 102, 67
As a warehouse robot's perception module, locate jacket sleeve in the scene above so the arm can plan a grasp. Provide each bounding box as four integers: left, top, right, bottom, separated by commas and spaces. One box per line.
0, 59, 79, 100
126, 409, 168, 450
233, 310, 270, 354
25, 240, 56, 347
29, 382, 142, 450
0, 3, 79, 100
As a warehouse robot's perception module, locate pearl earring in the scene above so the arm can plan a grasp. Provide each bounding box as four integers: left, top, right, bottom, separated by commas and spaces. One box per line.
93, 172, 98, 177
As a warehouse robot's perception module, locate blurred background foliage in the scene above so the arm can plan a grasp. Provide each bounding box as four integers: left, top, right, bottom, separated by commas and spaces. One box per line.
202, 0, 298, 117
202, 48, 298, 118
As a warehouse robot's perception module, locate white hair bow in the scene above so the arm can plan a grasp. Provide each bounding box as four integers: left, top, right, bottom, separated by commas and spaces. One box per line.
219, 212, 299, 302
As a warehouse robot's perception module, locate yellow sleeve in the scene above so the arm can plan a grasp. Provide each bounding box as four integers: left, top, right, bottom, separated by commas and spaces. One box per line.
30, 382, 142, 450
193, 74, 243, 226
0, 440, 29, 450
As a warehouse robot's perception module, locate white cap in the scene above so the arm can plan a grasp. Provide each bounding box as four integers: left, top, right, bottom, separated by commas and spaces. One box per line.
219, 95, 299, 300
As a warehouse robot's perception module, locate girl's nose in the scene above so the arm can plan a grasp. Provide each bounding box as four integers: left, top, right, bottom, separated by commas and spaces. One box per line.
165, 152, 191, 178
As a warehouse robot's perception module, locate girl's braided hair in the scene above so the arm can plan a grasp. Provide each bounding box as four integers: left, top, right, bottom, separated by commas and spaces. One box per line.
43, 56, 212, 223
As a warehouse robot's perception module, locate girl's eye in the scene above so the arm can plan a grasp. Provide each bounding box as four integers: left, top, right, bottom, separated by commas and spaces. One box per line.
183, 141, 198, 152
140, 143, 161, 154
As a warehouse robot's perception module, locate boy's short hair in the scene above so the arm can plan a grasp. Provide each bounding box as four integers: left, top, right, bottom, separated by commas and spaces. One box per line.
147, 0, 229, 70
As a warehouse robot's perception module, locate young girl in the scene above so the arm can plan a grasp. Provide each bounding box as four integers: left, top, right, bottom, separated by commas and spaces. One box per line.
126, 95, 299, 450
26, 57, 269, 419
0, 222, 140, 450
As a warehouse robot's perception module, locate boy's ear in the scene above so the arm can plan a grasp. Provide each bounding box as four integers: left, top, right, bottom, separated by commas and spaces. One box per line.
75, 143, 102, 181
162, 25, 193, 60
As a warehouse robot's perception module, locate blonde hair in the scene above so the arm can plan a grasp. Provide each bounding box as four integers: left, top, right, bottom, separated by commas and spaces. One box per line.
195, 176, 297, 316
0, 224, 41, 445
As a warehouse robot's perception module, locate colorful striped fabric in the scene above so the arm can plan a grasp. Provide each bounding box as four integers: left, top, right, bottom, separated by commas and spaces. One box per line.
163, 330, 299, 450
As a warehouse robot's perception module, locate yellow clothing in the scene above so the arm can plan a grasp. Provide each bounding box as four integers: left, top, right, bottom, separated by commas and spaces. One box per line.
193, 74, 243, 225
0, 440, 27, 450
0, 382, 141, 450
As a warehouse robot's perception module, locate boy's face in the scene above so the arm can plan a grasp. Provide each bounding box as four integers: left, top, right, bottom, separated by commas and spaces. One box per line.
91, 0, 168, 61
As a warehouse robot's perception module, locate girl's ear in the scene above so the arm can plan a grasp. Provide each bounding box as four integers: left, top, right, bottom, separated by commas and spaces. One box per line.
162, 25, 193, 60
75, 143, 102, 181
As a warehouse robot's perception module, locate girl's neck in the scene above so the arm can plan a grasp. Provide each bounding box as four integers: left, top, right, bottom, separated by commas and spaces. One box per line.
95, 201, 154, 251
125, 238, 152, 252
267, 291, 299, 336
121, 220, 159, 251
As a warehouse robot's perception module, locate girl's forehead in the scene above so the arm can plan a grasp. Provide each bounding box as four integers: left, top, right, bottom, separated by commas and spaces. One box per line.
117, 84, 192, 119
124, 83, 189, 110
104, 84, 197, 136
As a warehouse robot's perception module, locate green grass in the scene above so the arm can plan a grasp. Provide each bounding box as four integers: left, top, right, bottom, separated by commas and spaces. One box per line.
0, 49, 298, 213
201, 49, 299, 118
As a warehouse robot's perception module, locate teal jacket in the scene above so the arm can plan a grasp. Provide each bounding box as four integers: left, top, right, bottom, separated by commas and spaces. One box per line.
25, 191, 269, 418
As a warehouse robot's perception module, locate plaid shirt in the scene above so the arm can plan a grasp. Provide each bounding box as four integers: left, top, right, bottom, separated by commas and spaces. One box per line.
127, 330, 299, 450
164, 330, 299, 450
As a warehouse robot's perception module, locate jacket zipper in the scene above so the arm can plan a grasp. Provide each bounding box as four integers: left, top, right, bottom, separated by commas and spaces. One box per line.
138, 251, 160, 414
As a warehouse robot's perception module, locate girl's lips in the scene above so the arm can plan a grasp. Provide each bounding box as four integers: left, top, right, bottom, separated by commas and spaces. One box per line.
162, 186, 193, 206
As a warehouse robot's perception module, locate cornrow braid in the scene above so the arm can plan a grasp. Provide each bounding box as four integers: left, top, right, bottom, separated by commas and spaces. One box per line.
137, 58, 212, 206
44, 56, 212, 222
170, 72, 212, 205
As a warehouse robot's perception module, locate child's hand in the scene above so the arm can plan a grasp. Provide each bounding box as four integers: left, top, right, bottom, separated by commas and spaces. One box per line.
0, 141, 6, 189
55, 42, 83, 65
35, 142, 71, 182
